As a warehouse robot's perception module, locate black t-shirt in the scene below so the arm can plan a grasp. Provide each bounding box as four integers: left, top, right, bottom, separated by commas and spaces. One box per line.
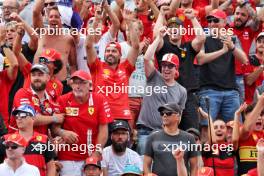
8, 43, 35, 116
144, 130, 198, 176
199, 37, 237, 90
156, 35, 199, 91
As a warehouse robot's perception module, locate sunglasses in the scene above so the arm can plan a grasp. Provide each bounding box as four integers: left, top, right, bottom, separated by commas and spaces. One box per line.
44, 2, 57, 7
15, 112, 31, 119
207, 18, 220, 24
39, 57, 51, 64
160, 111, 176, 116
4, 144, 19, 150
161, 63, 175, 69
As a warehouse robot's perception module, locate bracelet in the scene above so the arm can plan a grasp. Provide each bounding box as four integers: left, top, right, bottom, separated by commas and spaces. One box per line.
52, 115, 58, 123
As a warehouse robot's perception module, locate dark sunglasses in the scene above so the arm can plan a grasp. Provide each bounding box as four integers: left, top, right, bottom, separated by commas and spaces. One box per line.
44, 2, 57, 7
4, 144, 19, 150
207, 18, 220, 24
160, 111, 176, 116
39, 57, 50, 64
161, 63, 175, 69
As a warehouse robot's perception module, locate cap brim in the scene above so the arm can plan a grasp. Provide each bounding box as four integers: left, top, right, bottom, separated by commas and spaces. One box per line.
31, 68, 47, 74
70, 75, 88, 81
112, 127, 129, 132
121, 172, 141, 176
158, 105, 175, 112
84, 164, 101, 169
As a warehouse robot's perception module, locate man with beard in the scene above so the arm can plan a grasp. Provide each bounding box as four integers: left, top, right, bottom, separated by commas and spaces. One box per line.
244, 32, 264, 104
144, 103, 198, 176
53, 70, 111, 176
8, 63, 63, 134
86, 20, 139, 122
33, 2, 77, 92
1, 0, 19, 23
229, 1, 260, 102
236, 93, 264, 175
101, 120, 142, 176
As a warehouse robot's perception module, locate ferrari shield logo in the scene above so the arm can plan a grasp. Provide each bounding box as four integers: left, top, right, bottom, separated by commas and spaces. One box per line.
88, 107, 94, 115
36, 136, 42, 141
52, 83, 57, 89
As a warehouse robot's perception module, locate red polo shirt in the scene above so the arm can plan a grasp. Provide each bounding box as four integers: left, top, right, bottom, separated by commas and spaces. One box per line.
57, 92, 112, 160
89, 58, 135, 120
9, 88, 60, 134
0, 70, 14, 127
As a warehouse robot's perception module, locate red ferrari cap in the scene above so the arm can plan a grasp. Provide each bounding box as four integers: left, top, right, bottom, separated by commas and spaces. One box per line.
105, 41, 122, 54
206, 9, 227, 20
84, 156, 101, 169
70, 70, 92, 81
162, 53, 179, 67
40, 48, 61, 62
5, 133, 28, 147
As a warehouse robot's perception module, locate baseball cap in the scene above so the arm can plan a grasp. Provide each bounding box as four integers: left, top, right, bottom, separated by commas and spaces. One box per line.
162, 53, 179, 67
12, 104, 36, 117
167, 17, 183, 26
256, 32, 264, 41
206, 9, 227, 20
111, 120, 130, 132
186, 128, 200, 139
158, 103, 182, 114
105, 41, 122, 54
70, 70, 92, 82
198, 167, 214, 176
31, 64, 50, 74
40, 48, 61, 62
84, 156, 101, 170
4, 133, 28, 147
121, 165, 142, 176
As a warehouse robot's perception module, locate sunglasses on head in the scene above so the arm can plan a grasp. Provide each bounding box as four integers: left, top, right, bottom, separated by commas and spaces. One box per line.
160, 111, 176, 116
4, 143, 19, 150
207, 18, 220, 24
39, 57, 50, 64
44, 2, 57, 7
161, 63, 175, 69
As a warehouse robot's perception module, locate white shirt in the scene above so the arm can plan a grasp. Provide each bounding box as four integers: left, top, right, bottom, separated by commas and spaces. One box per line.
101, 146, 143, 176
0, 159, 40, 176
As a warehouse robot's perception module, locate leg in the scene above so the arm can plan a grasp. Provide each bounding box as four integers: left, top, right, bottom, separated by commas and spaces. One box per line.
136, 128, 152, 155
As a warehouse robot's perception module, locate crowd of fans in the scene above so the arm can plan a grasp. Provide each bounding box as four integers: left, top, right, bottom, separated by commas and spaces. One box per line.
0, 0, 264, 175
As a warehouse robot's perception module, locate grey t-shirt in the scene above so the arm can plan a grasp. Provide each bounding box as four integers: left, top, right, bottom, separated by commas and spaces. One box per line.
144, 130, 198, 176
137, 70, 187, 129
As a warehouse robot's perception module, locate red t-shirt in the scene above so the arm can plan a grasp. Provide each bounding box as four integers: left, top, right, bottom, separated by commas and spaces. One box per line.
22, 63, 63, 101
0, 70, 14, 127
9, 88, 60, 134
244, 55, 264, 104
57, 92, 112, 160
230, 23, 255, 75
175, 7, 207, 42
89, 58, 135, 120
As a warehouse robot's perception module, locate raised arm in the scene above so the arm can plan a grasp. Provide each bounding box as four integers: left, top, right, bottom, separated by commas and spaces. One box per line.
127, 20, 140, 66
169, 0, 180, 16
232, 103, 247, 150
172, 148, 188, 176
3, 48, 18, 81
33, 0, 44, 29
144, 26, 166, 77
103, 0, 120, 38
184, 9, 206, 52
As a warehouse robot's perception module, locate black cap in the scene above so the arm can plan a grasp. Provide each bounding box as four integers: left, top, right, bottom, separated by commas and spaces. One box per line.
186, 128, 200, 138
158, 103, 182, 114
111, 120, 130, 132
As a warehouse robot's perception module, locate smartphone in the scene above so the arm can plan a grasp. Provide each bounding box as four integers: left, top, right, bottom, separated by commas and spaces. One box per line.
124, 0, 137, 12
